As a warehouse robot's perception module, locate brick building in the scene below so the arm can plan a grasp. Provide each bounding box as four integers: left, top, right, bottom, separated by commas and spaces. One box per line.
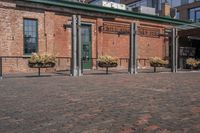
0, 0, 190, 74
176, 1, 200, 22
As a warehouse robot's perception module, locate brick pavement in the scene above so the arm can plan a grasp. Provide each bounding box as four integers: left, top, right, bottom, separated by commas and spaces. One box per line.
0, 72, 199, 133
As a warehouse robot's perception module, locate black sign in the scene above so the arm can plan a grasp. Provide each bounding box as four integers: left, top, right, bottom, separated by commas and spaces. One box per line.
103, 23, 130, 34
138, 26, 160, 38
180, 47, 196, 57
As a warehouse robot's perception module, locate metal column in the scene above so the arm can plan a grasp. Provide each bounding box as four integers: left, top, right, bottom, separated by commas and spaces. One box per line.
133, 23, 138, 74
71, 15, 78, 76
0, 57, 2, 79
171, 28, 178, 73
129, 23, 137, 74
70, 15, 82, 77
77, 15, 82, 76
175, 28, 179, 73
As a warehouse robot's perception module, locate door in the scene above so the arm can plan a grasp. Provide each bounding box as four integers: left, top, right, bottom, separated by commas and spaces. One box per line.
81, 25, 92, 69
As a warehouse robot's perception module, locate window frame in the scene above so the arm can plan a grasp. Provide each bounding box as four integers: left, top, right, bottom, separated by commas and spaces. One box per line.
23, 18, 38, 55
188, 7, 200, 22
194, 9, 200, 22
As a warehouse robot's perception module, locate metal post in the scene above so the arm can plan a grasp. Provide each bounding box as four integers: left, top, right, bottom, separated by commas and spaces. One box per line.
129, 23, 134, 74
133, 23, 138, 74
77, 15, 82, 76
171, 28, 176, 73
0, 57, 2, 79
175, 28, 179, 73
106, 67, 108, 75
71, 15, 78, 76
38, 68, 41, 77
129, 23, 137, 74
154, 67, 156, 73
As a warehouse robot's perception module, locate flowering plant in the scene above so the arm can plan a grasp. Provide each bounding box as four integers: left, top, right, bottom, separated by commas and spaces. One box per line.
28, 53, 56, 68
149, 57, 168, 67
97, 55, 118, 66
186, 58, 200, 69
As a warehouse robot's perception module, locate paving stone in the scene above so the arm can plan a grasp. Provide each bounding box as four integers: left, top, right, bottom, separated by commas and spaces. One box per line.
0, 72, 199, 133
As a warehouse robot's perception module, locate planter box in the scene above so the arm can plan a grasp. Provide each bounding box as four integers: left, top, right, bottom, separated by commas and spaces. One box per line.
98, 62, 118, 68
28, 62, 55, 68
150, 63, 167, 73
28, 62, 55, 76
150, 64, 166, 68
98, 62, 118, 74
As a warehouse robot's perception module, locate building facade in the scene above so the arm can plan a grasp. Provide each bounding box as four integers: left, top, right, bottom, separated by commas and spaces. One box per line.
0, 0, 189, 73
176, 1, 200, 22
121, 0, 200, 19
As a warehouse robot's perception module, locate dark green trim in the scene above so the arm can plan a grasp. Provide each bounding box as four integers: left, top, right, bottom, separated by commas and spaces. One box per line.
25, 0, 191, 25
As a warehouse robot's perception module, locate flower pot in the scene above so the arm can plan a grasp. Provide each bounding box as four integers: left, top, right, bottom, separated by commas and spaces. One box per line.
98, 62, 118, 74
98, 62, 118, 68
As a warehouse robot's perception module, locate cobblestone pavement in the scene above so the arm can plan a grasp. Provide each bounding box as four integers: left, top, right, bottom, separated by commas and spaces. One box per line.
0, 72, 199, 133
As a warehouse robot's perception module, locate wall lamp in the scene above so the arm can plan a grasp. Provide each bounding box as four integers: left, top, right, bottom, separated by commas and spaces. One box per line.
98, 26, 103, 32
63, 24, 72, 30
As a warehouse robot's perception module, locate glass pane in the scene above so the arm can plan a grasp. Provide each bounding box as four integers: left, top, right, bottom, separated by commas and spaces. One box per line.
176, 12, 180, 19
81, 27, 90, 43
32, 21, 36, 27
28, 20, 32, 26
23, 19, 38, 54
31, 38, 36, 43
196, 10, 200, 22
32, 32, 36, 37
189, 9, 195, 20
24, 20, 28, 26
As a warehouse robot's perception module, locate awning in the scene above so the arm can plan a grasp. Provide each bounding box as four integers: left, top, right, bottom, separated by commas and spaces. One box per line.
175, 22, 200, 37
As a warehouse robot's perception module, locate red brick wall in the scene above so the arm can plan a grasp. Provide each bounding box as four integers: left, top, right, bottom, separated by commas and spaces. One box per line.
0, 0, 171, 73
54, 15, 70, 57
101, 32, 129, 68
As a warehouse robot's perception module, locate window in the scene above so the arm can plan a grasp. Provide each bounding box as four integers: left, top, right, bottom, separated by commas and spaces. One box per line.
23, 19, 38, 55
189, 7, 200, 22
127, 0, 148, 10
195, 10, 200, 22
109, 0, 120, 3
176, 12, 180, 19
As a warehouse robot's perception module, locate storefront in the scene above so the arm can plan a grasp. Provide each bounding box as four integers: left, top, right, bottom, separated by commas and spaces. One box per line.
178, 27, 200, 69
0, 0, 191, 75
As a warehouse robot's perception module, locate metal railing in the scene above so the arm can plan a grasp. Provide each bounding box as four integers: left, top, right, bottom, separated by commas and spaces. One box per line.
0, 56, 151, 79
0, 56, 71, 79
138, 58, 149, 67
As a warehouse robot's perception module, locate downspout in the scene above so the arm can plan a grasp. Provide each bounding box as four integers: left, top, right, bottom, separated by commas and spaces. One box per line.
96, 20, 99, 69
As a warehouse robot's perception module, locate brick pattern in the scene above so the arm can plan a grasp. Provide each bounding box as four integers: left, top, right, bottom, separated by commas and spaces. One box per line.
0, 72, 199, 133
0, 0, 171, 73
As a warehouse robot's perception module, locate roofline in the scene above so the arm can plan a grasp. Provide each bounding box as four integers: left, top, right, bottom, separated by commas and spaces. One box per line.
123, 0, 141, 5
25, 0, 191, 25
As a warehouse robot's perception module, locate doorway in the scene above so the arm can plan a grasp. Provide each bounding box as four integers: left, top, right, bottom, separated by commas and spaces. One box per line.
81, 25, 92, 69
